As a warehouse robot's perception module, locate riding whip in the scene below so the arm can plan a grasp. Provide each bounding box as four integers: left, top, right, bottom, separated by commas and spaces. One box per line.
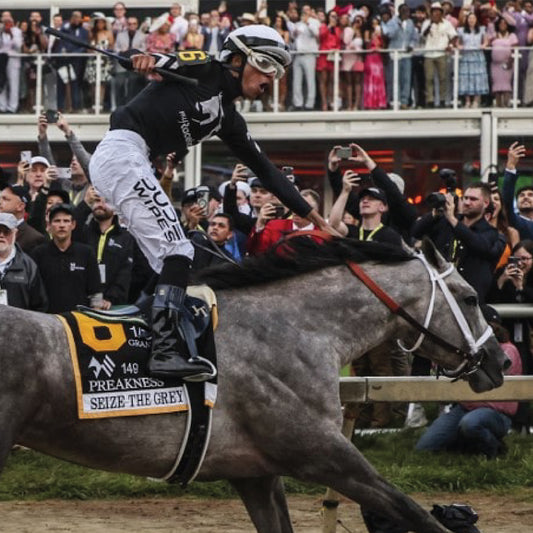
44, 27, 199, 86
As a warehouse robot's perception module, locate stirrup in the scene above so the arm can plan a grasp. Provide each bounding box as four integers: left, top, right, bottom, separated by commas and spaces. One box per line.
183, 356, 217, 382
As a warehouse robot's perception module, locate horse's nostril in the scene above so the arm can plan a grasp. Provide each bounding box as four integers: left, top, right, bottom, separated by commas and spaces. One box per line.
503, 356, 512, 371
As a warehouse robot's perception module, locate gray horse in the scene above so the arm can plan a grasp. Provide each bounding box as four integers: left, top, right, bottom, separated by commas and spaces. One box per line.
0, 239, 505, 533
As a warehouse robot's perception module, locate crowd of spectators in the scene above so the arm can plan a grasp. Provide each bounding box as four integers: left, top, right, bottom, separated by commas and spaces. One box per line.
1, 1, 533, 114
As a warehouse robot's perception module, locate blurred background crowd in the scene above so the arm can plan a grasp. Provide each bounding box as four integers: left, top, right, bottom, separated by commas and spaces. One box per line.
1, 1, 533, 114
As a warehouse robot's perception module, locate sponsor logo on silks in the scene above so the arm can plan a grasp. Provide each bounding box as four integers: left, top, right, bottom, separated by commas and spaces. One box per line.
70, 262, 86, 272
89, 354, 116, 379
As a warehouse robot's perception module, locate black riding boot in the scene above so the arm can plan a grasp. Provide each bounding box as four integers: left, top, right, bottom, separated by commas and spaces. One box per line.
147, 256, 214, 381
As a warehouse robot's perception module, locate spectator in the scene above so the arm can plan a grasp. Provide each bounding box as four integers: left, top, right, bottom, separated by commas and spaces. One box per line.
20, 17, 47, 113
169, 3, 188, 46
113, 16, 147, 107
111, 2, 128, 38
416, 307, 521, 458
525, 23, 533, 106
0, 212, 48, 311
342, 15, 365, 110
32, 203, 102, 313
317, 10, 342, 111
219, 178, 251, 216
292, 5, 320, 111
81, 194, 134, 308
489, 16, 518, 108
191, 213, 238, 270
58, 11, 89, 113
421, 2, 457, 108
0, 185, 45, 253
180, 17, 203, 51
43, 13, 63, 111
270, 13, 290, 110
363, 16, 387, 110
0, 11, 23, 113
501, 142, 531, 239
202, 9, 229, 58
181, 187, 207, 232
84, 12, 114, 113
27, 184, 70, 236
457, 11, 489, 108
247, 189, 320, 255
25, 155, 50, 201
411, 182, 505, 303
412, 5, 428, 108
382, 4, 418, 110
146, 14, 176, 55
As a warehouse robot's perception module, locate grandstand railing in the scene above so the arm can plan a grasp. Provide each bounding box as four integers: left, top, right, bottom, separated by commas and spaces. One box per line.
10, 46, 529, 116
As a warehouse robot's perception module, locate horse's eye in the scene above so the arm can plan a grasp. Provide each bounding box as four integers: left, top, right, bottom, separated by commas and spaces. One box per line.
464, 296, 478, 306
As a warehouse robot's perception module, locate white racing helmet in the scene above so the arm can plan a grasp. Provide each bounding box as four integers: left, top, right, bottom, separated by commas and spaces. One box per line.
220, 25, 291, 79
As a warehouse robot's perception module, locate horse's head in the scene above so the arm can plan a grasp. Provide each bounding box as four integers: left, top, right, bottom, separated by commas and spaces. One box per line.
415, 240, 508, 393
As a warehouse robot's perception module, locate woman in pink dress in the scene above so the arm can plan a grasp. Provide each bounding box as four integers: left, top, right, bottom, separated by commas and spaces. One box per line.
146, 14, 177, 54
363, 17, 387, 110
490, 16, 518, 107
317, 10, 342, 111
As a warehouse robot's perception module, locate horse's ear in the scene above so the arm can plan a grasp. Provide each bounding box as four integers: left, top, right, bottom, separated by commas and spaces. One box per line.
420, 237, 449, 272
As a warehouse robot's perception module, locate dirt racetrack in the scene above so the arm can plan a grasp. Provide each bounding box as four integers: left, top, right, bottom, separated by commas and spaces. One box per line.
0, 492, 531, 533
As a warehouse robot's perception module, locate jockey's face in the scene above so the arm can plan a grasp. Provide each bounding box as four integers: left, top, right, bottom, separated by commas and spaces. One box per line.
241, 61, 276, 100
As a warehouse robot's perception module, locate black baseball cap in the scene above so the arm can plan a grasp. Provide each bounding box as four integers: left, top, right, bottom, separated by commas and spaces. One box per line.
181, 188, 198, 206
8, 185, 31, 207
49, 202, 74, 221
359, 187, 388, 204
249, 177, 265, 189
47, 187, 70, 205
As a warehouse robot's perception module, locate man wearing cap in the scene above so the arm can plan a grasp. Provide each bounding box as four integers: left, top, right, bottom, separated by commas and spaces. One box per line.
25, 156, 51, 201
0, 212, 48, 312
0, 185, 46, 253
32, 203, 102, 313
421, 2, 457, 108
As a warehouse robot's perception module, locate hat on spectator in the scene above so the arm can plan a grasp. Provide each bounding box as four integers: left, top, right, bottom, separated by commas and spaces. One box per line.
49, 203, 74, 221
239, 13, 257, 24
218, 180, 251, 199
47, 187, 70, 205
8, 185, 31, 207
30, 155, 50, 168
149, 13, 171, 32
430, 2, 444, 11
0, 212, 18, 230
359, 187, 388, 204
388, 173, 405, 194
181, 187, 198, 206
90, 12, 111, 30
249, 177, 265, 189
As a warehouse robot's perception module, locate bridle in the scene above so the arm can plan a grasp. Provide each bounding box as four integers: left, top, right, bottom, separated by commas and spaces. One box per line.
278, 231, 493, 382
345, 252, 493, 381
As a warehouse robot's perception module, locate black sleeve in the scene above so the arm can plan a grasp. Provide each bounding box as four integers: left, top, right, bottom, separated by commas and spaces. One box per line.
27, 192, 47, 234
222, 183, 255, 234
218, 109, 312, 217
104, 240, 134, 305
73, 201, 92, 243
85, 247, 103, 296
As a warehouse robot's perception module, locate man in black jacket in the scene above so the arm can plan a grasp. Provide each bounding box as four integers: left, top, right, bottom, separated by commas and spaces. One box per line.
412, 183, 505, 303
0, 213, 48, 312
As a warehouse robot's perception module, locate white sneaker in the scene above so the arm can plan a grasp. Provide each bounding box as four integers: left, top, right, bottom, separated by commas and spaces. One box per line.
405, 402, 428, 428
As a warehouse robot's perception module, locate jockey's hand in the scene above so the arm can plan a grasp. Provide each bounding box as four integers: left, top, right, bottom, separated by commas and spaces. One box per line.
342, 170, 360, 193
131, 54, 162, 80
306, 209, 343, 237
100, 299, 112, 310
349, 143, 376, 171
231, 163, 249, 185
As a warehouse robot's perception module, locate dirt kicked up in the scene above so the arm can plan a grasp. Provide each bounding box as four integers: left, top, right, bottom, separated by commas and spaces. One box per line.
0, 492, 531, 533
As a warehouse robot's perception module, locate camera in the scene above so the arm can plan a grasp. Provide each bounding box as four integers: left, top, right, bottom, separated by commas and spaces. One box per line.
195, 185, 210, 216
272, 205, 285, 218
426, 192, 447, 210
508, 256, 520, 267
45, 109, 59, 124
57, 167, 72, 180
336, 146, 352, 159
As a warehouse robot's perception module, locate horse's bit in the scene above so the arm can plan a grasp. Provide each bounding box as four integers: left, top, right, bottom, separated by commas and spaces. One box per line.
346, 253, 493, 382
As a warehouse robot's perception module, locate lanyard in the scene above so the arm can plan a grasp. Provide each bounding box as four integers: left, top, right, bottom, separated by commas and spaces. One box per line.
97, 225, 114, 263
70, 188, 85, 206
359, 223, 383, 242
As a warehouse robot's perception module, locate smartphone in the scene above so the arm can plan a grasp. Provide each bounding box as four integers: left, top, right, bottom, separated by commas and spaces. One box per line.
20, 150, 32, 163
195, 185, 210, 216
336, 147, 352, 159
281, 166, 295, 183
273, 205, 285, 218
508, 256, 519, 267
57, 167, 72, 180
45, 109, 59, 123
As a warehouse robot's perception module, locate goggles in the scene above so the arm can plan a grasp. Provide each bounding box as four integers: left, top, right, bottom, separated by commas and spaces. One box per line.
228, 34, 286, 79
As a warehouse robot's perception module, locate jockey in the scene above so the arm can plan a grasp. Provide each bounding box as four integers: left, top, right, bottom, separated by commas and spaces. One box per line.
89, 25, 333, 382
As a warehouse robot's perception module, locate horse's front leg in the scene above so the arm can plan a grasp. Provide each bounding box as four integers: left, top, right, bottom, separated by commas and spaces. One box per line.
290, 432, 452, 533
230, 475, 294, 533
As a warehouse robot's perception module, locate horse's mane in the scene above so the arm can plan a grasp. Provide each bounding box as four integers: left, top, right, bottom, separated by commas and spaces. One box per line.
193, 236, 414, 290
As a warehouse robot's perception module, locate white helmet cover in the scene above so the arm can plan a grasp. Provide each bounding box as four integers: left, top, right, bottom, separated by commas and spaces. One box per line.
220, 24, 292, 68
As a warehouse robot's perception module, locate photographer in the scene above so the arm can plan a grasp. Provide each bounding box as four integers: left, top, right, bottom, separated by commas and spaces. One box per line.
412, 180, 505, 303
